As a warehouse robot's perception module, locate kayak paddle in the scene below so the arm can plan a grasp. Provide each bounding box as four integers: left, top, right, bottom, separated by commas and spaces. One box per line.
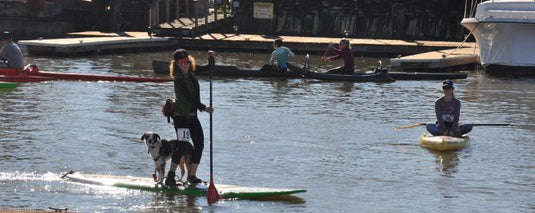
394, 123, 512, 130
207, 51, 220, 205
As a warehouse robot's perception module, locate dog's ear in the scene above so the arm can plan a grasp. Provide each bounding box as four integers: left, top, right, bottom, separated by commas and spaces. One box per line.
141, 133, 149, 141
156, 134, 161, 141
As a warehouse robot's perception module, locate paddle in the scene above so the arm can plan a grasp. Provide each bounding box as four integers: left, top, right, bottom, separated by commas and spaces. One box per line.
206, 50, 220, 205
318, 42, 332, 70
394, 123, 512, 130
60, 170, 74, 178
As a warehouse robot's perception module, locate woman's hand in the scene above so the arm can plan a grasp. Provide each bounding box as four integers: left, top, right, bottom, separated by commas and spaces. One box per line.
208, 50, 216, 58
205, 106, 214, 114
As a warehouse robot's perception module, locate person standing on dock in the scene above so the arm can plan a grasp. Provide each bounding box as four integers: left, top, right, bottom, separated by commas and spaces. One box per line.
166, 49, 214, 186
322, 39, 355, 74
426, 80, 472, 137
269, 38, 295, 71
0, 31, 24, 69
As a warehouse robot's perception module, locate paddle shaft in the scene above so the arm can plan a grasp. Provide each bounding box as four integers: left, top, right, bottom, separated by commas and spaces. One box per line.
208, 55, 214, 180
471, 123, 512, 127
318, 43, 332, 69
206, 53, 220, 204
394, 123, 512, 130
322, 43, 331, 58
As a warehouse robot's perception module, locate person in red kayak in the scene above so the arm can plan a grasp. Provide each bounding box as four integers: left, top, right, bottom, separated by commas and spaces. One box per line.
0, 31, 24, 69
166, 49, 213, 186
321, 39, 355, 74
426, 80, 472, 137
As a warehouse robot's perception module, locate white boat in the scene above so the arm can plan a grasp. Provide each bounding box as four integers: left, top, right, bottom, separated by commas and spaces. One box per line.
461, 0, 535, 76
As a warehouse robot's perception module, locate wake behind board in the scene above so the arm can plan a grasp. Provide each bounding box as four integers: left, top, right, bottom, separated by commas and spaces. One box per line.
62, 172, 306, 199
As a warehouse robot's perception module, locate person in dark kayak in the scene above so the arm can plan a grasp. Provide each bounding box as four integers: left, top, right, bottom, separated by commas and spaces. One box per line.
322, 39, 355, 74
0, 31, 24, 69
269, 38, 295, 71
166, 49, 213, 186
426, 80, 472, 137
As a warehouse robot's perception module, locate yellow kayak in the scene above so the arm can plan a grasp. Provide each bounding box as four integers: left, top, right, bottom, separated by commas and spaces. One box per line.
419, 133, 470, 151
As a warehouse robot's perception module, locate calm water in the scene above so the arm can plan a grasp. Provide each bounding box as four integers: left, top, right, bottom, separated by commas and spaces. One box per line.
0, 51, 534, 212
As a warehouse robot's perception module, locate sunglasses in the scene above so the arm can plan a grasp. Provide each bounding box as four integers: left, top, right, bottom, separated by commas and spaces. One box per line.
177, 58, 191, 65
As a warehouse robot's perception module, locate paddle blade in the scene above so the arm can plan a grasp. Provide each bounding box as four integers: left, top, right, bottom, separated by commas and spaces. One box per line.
207, 180, 220, 204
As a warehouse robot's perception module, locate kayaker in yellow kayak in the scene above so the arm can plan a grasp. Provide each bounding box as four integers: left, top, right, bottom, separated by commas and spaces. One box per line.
426, 80, 472, 137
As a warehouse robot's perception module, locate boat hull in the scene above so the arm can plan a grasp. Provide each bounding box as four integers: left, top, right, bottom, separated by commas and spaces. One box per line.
382, 71, 467, 80
154, 60, 466, 80
30, 71, 172, 82
0, 81, 17, 88
419, 133, 470, 152
0, 67, 172, 83
153, 60, 303, 78
484, 64, 535, 77
461, 1, 535, 76
287, 64, 394, 82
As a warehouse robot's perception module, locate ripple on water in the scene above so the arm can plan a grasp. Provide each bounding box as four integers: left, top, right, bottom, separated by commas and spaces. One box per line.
0, 52, 533, 212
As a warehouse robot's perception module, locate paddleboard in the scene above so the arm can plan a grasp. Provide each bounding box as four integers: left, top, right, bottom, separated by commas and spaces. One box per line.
0, 81, 17, 89
419, 133, 470, 151
62, 172, 306, 199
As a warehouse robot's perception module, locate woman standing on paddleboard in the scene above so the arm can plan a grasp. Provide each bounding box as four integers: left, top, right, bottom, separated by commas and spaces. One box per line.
166, 49, 213, 186
426, 80, 472, 137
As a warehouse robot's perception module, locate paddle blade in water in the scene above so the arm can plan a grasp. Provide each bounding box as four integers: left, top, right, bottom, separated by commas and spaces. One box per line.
207, 180, 220, 204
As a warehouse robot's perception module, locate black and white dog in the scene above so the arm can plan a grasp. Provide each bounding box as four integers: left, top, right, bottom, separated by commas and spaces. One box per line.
141, 132, 193, 184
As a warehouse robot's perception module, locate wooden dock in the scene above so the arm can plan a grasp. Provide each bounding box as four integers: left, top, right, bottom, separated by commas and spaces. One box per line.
20, 31, 476, 62
389, 47, 479, 71
179, 34, 476, 56
19, 33, 176, 55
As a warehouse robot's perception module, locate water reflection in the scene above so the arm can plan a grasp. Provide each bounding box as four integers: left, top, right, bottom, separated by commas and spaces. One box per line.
431, 151, 461, 176
158, 194, 201, 212
339, 82, 354, 92
149, 192, 306, 212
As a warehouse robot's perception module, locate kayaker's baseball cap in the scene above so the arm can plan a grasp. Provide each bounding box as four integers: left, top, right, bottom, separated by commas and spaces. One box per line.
442, 79, 455, 89
173, 49, 190, 64
1, 31, 11, 40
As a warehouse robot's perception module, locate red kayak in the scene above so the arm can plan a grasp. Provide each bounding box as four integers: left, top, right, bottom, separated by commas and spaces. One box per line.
0, 66, 172, 83
0, 75, 54, 82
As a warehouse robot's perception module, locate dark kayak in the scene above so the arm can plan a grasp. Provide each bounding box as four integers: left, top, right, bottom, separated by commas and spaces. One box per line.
152, 60, 303, 78
154, 60, 394, 82
376, 69, 468, 80
153, 60, 467, 81
286, 63, 395, 82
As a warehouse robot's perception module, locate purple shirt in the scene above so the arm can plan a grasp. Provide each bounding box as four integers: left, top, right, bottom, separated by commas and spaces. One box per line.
328, 46, 354, 70
435, 96, 461, 128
